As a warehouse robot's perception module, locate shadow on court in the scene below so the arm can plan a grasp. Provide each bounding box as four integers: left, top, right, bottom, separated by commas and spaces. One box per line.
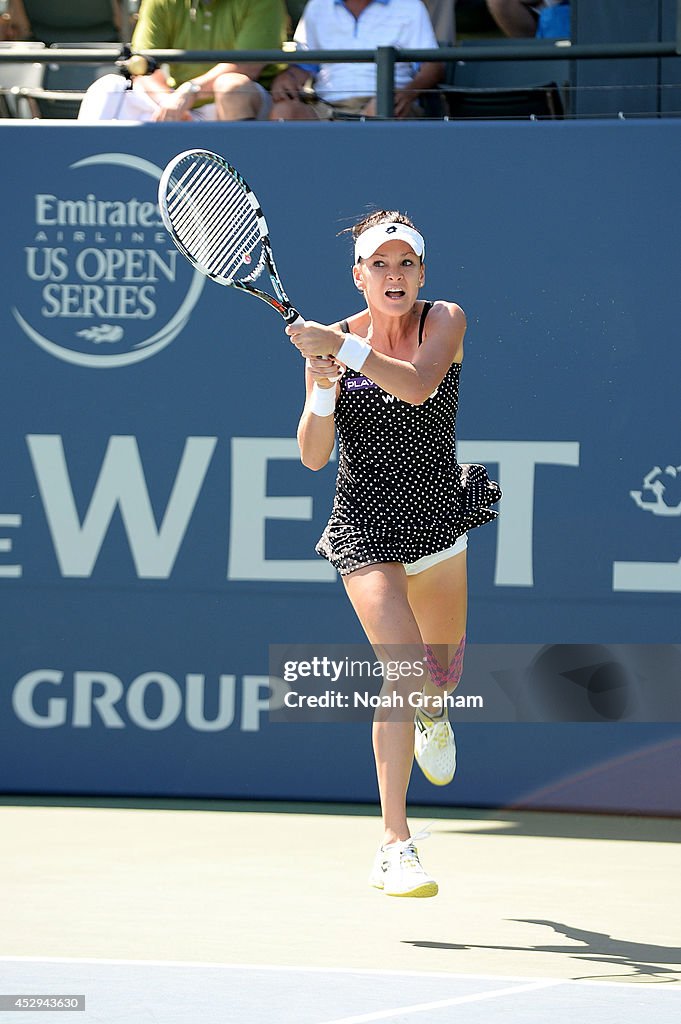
435, 811, 681, 844
2, 799, 680, 993
3, 797, 679, 844
404, 920, 681, 983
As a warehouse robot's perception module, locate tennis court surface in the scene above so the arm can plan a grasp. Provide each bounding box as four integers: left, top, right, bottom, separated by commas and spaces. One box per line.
1, 801, 679, 1022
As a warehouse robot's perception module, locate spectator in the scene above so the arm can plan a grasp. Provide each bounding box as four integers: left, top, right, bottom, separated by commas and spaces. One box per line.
535, 0, 569, 38
423, 0, 455, 45
269, 0, 443, 121
0, 0, 35, 40
0, 0, 122, 43
285, 0, 307, 36
486, 0, 569, 39
78, 0, 287, 123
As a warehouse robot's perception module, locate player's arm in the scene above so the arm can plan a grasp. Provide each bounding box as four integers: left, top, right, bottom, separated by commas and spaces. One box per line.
349, 302, 464, 403
297, 357, 340, 471
288, 302, 465, 406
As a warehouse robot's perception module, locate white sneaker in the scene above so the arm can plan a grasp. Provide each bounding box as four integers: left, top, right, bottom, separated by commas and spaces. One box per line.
369, 830, 438, 898
414, 711, 456, 786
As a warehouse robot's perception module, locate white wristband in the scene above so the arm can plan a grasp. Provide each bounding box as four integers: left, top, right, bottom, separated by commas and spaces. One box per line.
336, 333, 371, 372
308, 381, 336, 417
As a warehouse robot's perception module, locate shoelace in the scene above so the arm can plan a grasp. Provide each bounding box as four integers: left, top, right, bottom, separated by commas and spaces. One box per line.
386, 828, 432, 870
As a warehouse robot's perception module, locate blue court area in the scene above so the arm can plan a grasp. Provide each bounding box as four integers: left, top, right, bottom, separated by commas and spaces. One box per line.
0, 960, 679, 1024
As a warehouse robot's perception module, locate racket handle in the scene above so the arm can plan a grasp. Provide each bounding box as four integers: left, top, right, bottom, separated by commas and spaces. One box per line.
285, 308, 304, 327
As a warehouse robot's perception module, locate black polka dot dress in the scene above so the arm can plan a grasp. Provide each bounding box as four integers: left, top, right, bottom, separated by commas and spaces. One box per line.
316, 302, 502, 576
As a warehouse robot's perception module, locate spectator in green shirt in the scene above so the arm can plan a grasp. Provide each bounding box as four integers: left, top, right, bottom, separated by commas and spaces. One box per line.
78, 0, 287, 122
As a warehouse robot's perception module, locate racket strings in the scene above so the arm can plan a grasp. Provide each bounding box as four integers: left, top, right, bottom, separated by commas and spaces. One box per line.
167, 161, 248, 244
172, 162, 252, 260
169, 166, 258, 277
166, 160, 264, 283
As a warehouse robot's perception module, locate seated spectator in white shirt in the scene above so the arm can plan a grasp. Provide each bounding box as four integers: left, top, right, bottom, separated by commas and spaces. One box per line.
269, 0, 444, 120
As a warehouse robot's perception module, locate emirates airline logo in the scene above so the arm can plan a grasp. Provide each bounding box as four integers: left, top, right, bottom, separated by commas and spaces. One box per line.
12, 153, 205, 369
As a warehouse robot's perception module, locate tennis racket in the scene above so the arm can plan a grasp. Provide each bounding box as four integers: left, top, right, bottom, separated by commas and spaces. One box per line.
159, 148, 340, 378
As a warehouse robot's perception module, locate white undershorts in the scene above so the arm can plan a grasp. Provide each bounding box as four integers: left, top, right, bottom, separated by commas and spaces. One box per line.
403, 533, 468, 575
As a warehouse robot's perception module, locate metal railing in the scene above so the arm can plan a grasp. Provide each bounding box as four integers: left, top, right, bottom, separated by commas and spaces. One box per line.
1, 39, 681, 119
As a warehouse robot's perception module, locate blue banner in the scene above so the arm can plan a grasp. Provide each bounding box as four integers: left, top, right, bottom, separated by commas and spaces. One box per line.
0, 121, 679, 811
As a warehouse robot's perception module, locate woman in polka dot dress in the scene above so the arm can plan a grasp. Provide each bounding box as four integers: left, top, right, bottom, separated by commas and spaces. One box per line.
287, 210, 501, 898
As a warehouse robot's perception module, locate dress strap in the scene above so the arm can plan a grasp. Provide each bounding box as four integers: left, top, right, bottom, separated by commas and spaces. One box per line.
340, 319, 350, 333
418, 301, 434, 346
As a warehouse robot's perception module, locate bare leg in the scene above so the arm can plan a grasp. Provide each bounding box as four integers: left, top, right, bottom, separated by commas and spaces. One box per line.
344, 552, 468, 843
407, 549, 468, 712
343, 563, 424, 846
213, 72, 264, 120
269, 97, 317, 121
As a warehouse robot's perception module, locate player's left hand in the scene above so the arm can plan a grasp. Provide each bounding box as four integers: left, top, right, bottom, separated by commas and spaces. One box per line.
307, 355, 340, 387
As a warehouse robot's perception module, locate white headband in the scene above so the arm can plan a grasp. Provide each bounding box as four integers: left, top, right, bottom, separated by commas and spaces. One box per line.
354, 223, 425, 263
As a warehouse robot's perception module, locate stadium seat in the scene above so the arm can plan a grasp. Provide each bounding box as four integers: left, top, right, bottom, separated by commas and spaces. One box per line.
442, 36, 572, 114
2, 3, 132, 119
14, 42, 120, 119
440, 82, 564, 119
21, 0, 124, 45
0, 40, 45, 118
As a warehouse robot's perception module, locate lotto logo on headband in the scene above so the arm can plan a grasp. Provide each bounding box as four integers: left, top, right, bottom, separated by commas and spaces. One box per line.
12, 153, 204, 369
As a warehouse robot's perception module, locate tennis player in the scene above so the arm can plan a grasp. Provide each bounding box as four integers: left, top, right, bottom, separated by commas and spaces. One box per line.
287, 211, 501, 898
